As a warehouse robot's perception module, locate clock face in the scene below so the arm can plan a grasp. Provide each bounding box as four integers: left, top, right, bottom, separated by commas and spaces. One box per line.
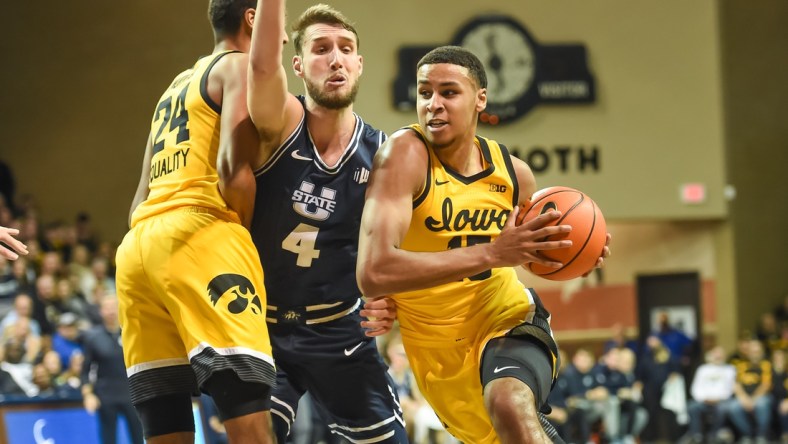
459, 22, 536, 103
453, 16, 540, 124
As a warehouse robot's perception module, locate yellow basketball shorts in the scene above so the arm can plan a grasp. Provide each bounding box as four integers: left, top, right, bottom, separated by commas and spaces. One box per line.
405, 339, 499, 444
116, 207, 275, 404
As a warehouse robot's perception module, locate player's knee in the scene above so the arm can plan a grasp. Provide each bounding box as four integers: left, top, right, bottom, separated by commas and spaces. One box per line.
136, 393, 195, 438
484, 377, 537, 419
203, 369, 272, 421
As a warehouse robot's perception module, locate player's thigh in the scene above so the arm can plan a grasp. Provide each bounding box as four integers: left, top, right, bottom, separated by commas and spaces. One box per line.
117, 223, 198, 404
405, 344, 498, 444
157, 212, 275, 386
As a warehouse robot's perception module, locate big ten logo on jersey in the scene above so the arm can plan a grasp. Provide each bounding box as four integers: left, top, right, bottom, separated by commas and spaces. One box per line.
292, 181, 337, 221
489, 183, 507, 193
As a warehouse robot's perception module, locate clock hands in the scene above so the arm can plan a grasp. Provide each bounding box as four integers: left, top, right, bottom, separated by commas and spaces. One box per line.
485, 32, 506, 96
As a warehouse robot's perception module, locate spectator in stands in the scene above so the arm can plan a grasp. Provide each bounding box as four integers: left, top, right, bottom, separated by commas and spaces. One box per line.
757, 312, 781, 356
615, 347, 648, 443
54, 277, 92, 326
0, 292, 41, 337
0, 256, 19, 302
80, 256, 115, 297
679, 345, 736, 444
603, 323, 640, 355
775, 295, 788, 325
730, 331, 755, 367
2, 316, 41, 363
9, 256, 34, 293
39, 251, 63, 278
51, 312, 83, 369
32, 274, 60, 336
770, 349, 788, 444
728, 338, 773, 444
81, 295, 143, 444
74, 212, 98, 253
545, 349, 586, 443
0, 337, 37, 397
637, 334, 682, 442
563, 347, 613, 442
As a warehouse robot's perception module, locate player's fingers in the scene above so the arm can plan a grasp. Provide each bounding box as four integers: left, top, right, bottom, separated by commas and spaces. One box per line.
0, 246, 19, 261
506, 205, 520, 228
520, 210, 561, 230
525, 255, 563, 269
530, 224, 572, 239
528, 239, 572, 251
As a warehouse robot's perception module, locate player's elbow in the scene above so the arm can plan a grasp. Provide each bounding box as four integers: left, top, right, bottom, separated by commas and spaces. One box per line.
356, 261, 388, 299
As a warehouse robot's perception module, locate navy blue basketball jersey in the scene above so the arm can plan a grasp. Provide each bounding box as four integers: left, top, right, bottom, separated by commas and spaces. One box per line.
251, 97, 385, 308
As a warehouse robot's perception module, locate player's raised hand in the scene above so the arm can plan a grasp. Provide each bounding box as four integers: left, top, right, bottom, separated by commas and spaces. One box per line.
360, 297, 397, 337
0, 226, 28, 260
490, 206, 572, 269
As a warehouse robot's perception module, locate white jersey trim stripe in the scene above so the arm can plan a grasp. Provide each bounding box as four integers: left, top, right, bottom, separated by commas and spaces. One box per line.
126, 357, 190, 378
186, 343, 275, 367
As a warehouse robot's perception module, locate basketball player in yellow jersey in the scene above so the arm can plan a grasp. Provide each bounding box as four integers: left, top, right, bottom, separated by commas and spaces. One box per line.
115, 1, 275, 442
358, 46, 610, 444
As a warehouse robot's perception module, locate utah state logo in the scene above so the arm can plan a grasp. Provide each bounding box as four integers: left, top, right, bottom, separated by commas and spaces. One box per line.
207, 274, 262, 315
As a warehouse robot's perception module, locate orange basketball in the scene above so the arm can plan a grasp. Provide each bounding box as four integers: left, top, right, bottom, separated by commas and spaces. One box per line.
517, 186, 606, 281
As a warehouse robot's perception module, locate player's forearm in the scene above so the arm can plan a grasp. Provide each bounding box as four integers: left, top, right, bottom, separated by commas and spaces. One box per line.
357, 242, 499, 299
249, 0, 285, 75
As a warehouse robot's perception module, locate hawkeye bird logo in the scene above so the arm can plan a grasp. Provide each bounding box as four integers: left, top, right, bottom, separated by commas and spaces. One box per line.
207, 274, 262, 315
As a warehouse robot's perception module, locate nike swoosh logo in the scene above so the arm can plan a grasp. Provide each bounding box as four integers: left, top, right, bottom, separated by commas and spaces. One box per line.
291, 150, 312, 161
435, 179, 450, 186
344, 342, 364, 356
493, 365, 520, 373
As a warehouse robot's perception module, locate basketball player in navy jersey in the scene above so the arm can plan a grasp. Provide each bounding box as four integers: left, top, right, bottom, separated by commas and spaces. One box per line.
246, 1, 407, 443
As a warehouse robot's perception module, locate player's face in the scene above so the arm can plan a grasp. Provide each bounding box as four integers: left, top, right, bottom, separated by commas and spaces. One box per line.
416, 63, 486, 149
295, 24, 362, 110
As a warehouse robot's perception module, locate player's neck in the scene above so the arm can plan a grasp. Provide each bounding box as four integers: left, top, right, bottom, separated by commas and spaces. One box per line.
305, 102, 356, 164
433, 134, 485, 176
213, 36, 248, 54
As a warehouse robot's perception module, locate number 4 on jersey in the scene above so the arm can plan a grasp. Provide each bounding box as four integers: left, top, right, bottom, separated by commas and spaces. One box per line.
282, 223, 321, 267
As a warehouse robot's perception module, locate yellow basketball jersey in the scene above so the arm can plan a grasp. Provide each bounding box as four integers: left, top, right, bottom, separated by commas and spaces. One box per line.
131, 51, 239, 227
396, 124, 535, 347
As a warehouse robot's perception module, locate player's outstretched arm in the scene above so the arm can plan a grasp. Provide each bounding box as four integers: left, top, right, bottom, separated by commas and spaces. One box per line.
128, 133, 154, 228
248, 0, 301, 142
357, 131, 572, 299
214, 52, 259, 228
0, 226, 28, 260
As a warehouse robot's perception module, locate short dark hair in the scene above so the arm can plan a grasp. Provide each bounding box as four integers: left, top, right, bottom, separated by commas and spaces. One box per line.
417, 45, 487, 89
291, 4, 359, 55
208, 0, 256, 37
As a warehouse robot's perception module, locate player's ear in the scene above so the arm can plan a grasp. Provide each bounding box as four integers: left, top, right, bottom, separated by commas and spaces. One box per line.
293, 55, 304, 78
358, 55, 363, 76
476, 88, 487, 112
244, 7, 255, 30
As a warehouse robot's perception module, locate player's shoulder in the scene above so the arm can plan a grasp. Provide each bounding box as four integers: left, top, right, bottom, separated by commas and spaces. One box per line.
374, 126, 427, 167
208, 50, 248, 79
357, 116, 387, 148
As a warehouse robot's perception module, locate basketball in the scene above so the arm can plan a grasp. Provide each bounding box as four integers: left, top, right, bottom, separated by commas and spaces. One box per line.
517, 186, 607, 281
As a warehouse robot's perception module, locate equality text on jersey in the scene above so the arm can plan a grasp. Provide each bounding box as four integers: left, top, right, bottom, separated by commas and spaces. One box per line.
150, 148, 191, 182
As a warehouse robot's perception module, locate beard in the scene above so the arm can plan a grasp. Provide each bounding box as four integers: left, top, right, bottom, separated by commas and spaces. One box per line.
305, 77, 360, 110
